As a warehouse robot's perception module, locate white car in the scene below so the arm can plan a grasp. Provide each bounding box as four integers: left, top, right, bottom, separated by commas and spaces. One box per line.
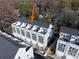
39, 50, 47, 57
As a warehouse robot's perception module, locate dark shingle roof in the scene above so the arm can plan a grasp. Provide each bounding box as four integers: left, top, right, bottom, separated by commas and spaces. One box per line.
18, 17, 50, 28
0, 32, 27, 59
60, 26, 79, 36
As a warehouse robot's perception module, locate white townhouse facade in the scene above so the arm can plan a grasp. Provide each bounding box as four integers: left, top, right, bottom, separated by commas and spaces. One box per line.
56, 26, 79, 59
0, 31, 34, 59
11, 17, 53, 49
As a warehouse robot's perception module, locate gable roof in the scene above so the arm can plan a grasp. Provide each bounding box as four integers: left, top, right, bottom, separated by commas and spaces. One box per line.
60, 26, 79, 37
0, 32, 28, 59
17, 17, 50, 28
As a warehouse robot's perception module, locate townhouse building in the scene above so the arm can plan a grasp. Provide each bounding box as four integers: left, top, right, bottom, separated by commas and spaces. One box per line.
11, 17, 53, 50
56, 26, 79, 59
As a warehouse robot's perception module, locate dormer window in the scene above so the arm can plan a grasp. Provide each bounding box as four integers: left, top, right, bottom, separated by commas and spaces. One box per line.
13, 22, 17, 25
31, 25, 39, 31
38, 27, 47, 34
20, 23, 27, 28
16, 21, 22, 26
26, 24, 32, 29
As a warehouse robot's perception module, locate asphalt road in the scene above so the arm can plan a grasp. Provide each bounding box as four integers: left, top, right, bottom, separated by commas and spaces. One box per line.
34, 53, 45, 59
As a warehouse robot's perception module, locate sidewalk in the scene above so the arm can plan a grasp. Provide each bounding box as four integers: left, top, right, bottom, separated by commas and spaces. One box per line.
47, 54, 62, 59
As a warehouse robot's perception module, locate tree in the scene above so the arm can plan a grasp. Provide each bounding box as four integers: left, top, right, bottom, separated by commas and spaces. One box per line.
15, 2, 33, 17
71, 0, 79, 10
61, 15, 72, 27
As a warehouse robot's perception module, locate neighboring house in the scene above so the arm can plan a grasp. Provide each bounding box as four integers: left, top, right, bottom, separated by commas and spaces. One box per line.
0, 31, 34, 59
11, 17, 53, 50
56, 26, 71, 57
56, 26, 79, 59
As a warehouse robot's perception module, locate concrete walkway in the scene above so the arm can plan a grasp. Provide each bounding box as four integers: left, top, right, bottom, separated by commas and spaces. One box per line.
47, 54, 62, 59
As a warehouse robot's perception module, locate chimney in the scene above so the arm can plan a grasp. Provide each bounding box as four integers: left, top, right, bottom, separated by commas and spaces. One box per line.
31, 3, 36, 22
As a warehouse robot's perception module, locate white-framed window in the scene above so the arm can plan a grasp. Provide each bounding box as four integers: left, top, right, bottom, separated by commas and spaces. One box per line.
39, 36, 43, 44
21, 30, 25, 36
16, 28, 20, 34
12, 27, 16, 32
57, 43, 66, 52
68, 47, 78, 57
32, 33, 37, 41
26, 31, 30, 38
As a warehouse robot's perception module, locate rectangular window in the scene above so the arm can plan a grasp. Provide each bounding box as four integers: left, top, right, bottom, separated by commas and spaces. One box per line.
76, 38, 79, 42
12, 27, 16, 32
39, 36, 43, 44
68, 47, 78, 57
16, 28, 20, 34
21, 30, 25, 36
75, 38, 79, 45
32, 33, 37, 41
26, 31, 30, 38
61, 33, 63, 36
57, 43, 66, 52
